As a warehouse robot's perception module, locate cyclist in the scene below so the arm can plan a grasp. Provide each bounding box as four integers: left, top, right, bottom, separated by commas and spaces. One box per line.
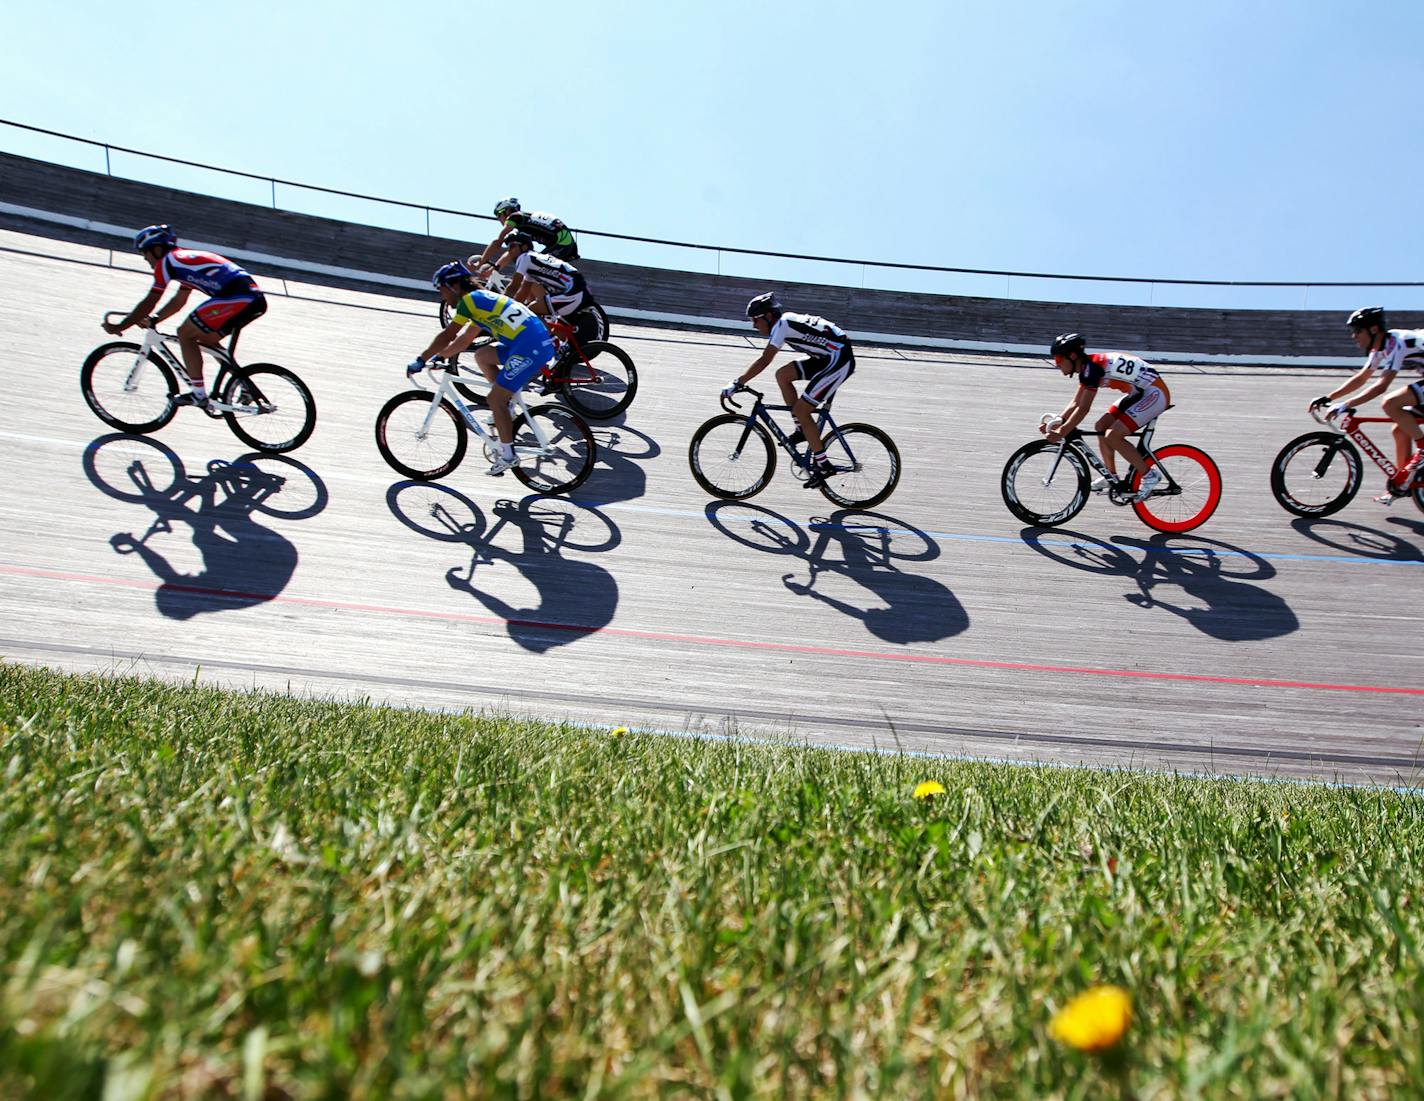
1312, 306, 1424, 499
408, 260, 556, 476
478, 197, 579, 265
723, 293, 855, 489
1044, 333, 1170, 501
102, 224, 267, 408
497, 231, 596, 329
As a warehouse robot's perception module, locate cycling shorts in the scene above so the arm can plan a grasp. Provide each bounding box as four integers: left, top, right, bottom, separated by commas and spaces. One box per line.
1108, 379, 1170, 430
494, 326, 555, 392
546, 278, 589, 318
190, 279, 267, 337
544, 240, 579, 261
1407, 379, 1424, 407
792, 346, 856, 408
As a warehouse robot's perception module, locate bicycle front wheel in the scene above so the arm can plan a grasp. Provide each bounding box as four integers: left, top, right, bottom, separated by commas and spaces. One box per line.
376, 391, 468, 480
220, 364, 317, 453
817, 422, 901, 509
80, 342, 178, 433
1131, 444, 1222, 533
1001, 440, 1090, 527
1269, 432, 1362, 517
558, 341, 638, 420
511, 405, 596, 494
688, 413, 776, 500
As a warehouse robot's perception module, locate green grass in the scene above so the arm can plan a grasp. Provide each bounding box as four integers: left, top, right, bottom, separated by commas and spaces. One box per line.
1, 662, 1422, 1099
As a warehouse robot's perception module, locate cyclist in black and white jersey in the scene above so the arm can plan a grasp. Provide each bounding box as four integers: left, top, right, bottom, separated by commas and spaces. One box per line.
498, 231, 593, 321
1314, 306, 1424, 498
477, 197, 579, 265
723, 293, 856, 489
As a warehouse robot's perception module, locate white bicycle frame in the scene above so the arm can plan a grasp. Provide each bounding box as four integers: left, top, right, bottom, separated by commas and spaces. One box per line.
99, 311, 271, 416
407, 360, 557, 460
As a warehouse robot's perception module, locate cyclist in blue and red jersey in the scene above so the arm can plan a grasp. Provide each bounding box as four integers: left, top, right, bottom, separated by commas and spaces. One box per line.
408, 260, 556, 476
1312, 306, 1424, 500
103, 224, 267, 407
1044, 333, 1171, 502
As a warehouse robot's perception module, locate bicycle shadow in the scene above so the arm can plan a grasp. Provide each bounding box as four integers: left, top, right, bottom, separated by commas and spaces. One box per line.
578, 421, 661, 506
1289, 517, 1424, 563
704, 502, 967, 643
385, 482, 620, 652
1020, 527, 1298, 641
82, 434, 327, 619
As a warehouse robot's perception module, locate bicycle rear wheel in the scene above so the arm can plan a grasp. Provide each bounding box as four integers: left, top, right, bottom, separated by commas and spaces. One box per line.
688, 413, 776, 500
80, 342, 179, 433
817, 422, 901, 509
573, 302, 609, 344
220, 364, 316, 453
1000, 439, 1090, 527
511, 405, 596, 494
1269, 432, 1362, 517
376, 391, 468, 480
1131, 444, 1222, 533
558, 341, 638, 420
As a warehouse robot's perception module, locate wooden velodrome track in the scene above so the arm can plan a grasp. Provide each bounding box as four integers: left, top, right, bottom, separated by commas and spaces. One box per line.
1, 224, 1421, 786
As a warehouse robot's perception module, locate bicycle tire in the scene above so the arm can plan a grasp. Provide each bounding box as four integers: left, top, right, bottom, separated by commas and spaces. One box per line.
219, 364, 317, 454
816, 422, 901, 509
1269, 432, 1362, 518
1000, 439, 1090, 527
558, 340, 638, 420
1130, 444, 1222, 533
688, 413, 777, 500
80, 342, 179, 434
375, 391, 469, 480
439, 300, 452, 328
510, 405, 596, 495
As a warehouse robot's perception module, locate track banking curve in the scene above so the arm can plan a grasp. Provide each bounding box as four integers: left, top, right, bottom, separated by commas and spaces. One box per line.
2, 225, 1421, 786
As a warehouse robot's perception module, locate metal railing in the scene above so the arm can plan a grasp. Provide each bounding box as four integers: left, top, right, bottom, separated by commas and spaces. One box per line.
2, 117, 1420, 311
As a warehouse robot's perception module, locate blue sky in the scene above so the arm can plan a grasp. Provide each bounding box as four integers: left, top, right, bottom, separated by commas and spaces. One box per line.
3, 0, 1422, 310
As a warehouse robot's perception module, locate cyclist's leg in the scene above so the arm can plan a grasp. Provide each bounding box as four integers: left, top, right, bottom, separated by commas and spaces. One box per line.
798, 351, 856, 463
491, 329, 554, 445
179, 289, 266, 392
1382, 382, 1424, 476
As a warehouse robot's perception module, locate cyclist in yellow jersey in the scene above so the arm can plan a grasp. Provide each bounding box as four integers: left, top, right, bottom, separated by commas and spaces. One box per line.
408, 261, 555, 475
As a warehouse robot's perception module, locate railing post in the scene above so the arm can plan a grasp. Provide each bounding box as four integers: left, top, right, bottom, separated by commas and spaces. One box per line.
1302, 285, 1310, 309
425, 207, 430, 237
270, 179, 277, 210
104, 144, 111, 176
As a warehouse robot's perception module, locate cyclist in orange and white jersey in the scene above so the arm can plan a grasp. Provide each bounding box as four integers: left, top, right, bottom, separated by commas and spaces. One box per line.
1044, 333, 1171, 501
103, 224, 267, 407
1312, 306, 1424, 499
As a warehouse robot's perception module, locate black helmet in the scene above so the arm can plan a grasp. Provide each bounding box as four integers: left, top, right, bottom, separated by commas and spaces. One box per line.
746, 292, 782, 319
504, 231, 534, 251
1051, 332, 1086, 357
1347, 306, 1386, 331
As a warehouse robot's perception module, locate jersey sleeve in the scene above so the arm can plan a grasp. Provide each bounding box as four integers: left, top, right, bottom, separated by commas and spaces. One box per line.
512, 253, 532, 277
1078, 355, 1106, 390
765, 317, 789, 349
150, 257, 170, 292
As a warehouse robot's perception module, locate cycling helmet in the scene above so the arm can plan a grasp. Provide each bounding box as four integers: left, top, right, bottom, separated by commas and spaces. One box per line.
1050, 332, 1087, 358
1347, 306, 1386, 331
134, 223, 177, 252
493, 197, 521, 218
432, 260, 473, 288
503, 230, 534, 251
746, 292, 782, 319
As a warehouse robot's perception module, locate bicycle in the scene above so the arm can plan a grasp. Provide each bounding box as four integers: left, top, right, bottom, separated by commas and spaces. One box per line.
81, 313, 317, 454
687, 384, 901, 509
1270, 404, 1424, 516
374, 358, 596, 495
1000, 413, 1222, 532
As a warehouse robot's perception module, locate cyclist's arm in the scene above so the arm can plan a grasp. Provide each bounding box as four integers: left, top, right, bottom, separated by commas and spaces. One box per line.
438, 324, 491, 359
1328, 365, 1394, 407
150, 285, 193, 326
735, 345, 778, 386
477, 226, 513, 267
1047, 385, 1096, 439
419, 320, 469, 362
108, 287, 164, 333
505, 272, 528, 300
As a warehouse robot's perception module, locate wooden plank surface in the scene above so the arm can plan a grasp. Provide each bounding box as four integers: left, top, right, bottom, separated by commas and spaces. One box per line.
1, 224, 1421, 786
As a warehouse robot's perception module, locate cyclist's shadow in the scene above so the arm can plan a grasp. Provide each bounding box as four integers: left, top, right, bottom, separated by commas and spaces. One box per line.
1020, 527, 1298, 641
82, 434, 327, 619
386, 482, 620, 652
705, 502, 968, 643
581, 422, 660, 506
1289, 516, 1424, 563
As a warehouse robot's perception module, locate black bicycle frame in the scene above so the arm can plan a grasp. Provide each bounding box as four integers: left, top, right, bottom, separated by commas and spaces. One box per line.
1046, 422, 1183, 496
725, 386, 844, 470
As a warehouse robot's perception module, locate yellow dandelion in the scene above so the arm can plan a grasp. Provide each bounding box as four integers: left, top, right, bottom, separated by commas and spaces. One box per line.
912, 780, 946, 800
1050, 985, 1132, 1052
610, 727, 628, 737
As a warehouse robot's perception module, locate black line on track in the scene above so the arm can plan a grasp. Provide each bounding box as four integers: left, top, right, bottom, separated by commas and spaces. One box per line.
4, 637, 1419, 776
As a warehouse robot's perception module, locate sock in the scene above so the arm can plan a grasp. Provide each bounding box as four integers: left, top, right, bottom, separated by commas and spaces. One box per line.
499, 443, 514, 460
191, 385, 207, 400
813, 449, 828, 467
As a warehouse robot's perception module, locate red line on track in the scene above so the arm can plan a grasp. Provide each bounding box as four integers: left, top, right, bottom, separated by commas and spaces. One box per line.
6, 561, 1422, 697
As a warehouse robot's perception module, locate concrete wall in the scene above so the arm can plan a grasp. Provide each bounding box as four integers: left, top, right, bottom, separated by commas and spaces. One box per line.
1, 151, 1409, 361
